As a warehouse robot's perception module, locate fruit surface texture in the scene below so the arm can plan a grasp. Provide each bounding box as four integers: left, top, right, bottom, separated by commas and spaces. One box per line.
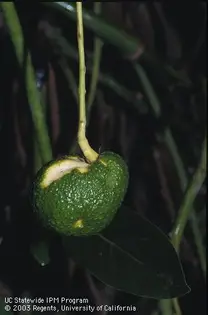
32, 152, 129, 236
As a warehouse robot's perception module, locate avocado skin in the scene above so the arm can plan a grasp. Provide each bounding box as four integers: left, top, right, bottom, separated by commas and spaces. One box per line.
32, 151, 129, 236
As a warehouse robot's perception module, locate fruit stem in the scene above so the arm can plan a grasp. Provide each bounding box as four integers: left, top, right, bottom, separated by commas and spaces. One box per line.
76, 2, 99, 162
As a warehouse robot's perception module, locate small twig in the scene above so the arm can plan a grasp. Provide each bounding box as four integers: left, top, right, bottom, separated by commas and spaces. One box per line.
160, 139, 206, 315
159, 299, 173, 315
190, 210, 206, 279
172, 138, 207, 251
153, 147, 175, 219
172, 298, 182, 315
76, 2, 98, 162
134, 64, 161, 118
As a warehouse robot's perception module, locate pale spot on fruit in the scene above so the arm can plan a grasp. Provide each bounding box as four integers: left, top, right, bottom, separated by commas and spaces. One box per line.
77, 167, 89, 173
41, 159, 89, 188
99, 159, 107, 166
73, 219, 84, 229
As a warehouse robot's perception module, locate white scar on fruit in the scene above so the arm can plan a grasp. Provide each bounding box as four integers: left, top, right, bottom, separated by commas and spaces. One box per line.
73, 219, 84, 229
41, 158, 89, 188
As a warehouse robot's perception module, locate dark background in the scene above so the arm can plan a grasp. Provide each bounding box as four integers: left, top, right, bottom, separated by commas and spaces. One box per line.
0, 2, 206, 315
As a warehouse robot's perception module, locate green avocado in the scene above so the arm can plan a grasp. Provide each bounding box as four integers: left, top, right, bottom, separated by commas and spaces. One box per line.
32, 151, 129, 236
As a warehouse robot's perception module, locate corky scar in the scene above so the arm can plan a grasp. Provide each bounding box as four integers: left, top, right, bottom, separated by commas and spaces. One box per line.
99, 159, 107, 166
73, 219, 84, 229
40, 158, 90, 188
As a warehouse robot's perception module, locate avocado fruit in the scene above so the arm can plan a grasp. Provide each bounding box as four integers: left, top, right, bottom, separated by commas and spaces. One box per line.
32, 151, 128, 236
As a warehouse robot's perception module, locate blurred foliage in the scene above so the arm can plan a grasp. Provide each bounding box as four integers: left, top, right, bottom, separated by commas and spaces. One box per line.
0, 2, 206, 315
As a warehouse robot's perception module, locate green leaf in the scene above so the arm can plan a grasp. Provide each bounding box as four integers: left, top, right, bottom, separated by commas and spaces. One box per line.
30, 240, 50, 266
63, 206, 190, 299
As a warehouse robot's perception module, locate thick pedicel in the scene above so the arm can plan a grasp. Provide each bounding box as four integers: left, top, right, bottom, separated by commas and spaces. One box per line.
32, 152, 129, 236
